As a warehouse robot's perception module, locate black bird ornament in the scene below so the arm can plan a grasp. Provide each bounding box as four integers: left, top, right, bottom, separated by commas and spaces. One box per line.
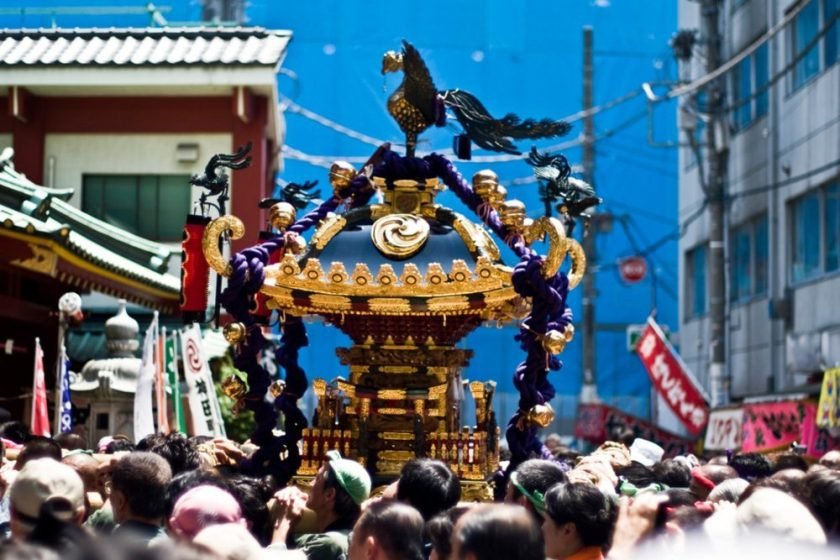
382, 41, 571, 158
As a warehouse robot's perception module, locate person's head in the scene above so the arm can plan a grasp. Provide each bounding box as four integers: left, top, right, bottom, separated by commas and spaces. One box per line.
166, 468, 229, 518
53, 432, 87, 452
0, 421, 31, 445
707, 477, 749, 504
142, 432, 201, 475
61, 451, 101, 495
427, 506, 473, 560
653, 459, 691, 488
505, 459, 567, 522
168, 484, 244, 541
690, 464, 738, 500
542, 482, 616, 559
193, 522, 275, 560
105, 439, 135, 454
544, 433, 563, 452
347, 501, 424, 560
15, 437, 62, 469
9, 458, 85, 539
729, 452, 772, 481
818, 450, 840, 470
396, 458, 460, 521
225, 475, 273, 546
801, 468, 840, 541
628, 438, 664, 468
452, 504, 543, 560
110, 451, 173, 524
307, 451, 370, 527
735, 487, 826, 545
615, 462, 656, 488
771, 452, 808, 473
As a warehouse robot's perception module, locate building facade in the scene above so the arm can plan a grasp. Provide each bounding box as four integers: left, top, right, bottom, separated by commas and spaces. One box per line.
678, 0, 839, 401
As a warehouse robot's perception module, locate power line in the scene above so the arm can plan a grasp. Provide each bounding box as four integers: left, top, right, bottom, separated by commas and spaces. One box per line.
666, 0, 809, 100
728, 157, 840, 201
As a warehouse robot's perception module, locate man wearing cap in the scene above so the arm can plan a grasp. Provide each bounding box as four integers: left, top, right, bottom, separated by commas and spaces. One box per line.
271, 450, 371, 560
8, 457, 86, 539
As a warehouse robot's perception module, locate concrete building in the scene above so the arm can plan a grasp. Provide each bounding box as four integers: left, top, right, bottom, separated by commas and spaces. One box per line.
677, 0, 839, 402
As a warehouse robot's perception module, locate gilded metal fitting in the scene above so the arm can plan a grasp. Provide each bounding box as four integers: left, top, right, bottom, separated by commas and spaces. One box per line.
542, 325, 574, 355
223, 322, 247, 344
499, 199, 527, 233
221, 375, 248, 400
269, 202, 297, 232
329, 161, 357, 193
472, 169, 498, 190
526, 403, 555, 427
269, 379, 286, 398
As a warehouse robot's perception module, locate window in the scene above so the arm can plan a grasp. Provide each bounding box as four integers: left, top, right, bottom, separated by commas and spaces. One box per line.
791, 182, 839, 282
731, 42, 769, 131
792, 191, 821, 281
794, 0, 821, 88
82, 175, 191, 242
791, 0, 839, 91
827, 183, 839, 271
730, 214, 768, 302
686, 244, 708, 318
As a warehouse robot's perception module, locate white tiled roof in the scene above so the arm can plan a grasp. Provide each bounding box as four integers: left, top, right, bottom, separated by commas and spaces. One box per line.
0, 27, 291, 66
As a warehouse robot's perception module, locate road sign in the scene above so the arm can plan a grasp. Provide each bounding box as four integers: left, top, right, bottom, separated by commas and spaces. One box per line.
627, 323, 673, 352
619, 256, 647, 283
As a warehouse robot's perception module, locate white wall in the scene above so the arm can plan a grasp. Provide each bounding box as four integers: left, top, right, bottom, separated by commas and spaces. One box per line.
43, 132, 232, 310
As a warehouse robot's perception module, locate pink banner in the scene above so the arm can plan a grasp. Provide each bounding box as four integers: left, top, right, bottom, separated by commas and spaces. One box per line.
742, 400, 840, 458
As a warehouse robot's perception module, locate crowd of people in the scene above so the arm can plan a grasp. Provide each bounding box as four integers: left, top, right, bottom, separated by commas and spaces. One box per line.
0, 420, 837, 560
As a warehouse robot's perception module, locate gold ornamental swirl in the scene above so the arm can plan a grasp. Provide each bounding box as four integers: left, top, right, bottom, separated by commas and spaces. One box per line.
203, 215, 245, 277
371, 214, 430, 259
524, 216, 586, 288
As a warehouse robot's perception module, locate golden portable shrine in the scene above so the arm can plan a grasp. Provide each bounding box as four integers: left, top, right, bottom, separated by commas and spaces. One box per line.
186, 40, 596, 497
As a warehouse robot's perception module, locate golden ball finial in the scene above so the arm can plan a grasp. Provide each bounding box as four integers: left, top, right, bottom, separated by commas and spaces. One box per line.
223, 322, 247, 344
472, 169, 498, 189
499, 199, 527, 232
269, 202, 297, 232
329, 161, 357, 193
527, 403, 556, 427
541, 325, 575, 355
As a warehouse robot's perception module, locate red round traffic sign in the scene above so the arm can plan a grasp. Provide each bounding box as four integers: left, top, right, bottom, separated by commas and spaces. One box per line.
619, 256, 647, 283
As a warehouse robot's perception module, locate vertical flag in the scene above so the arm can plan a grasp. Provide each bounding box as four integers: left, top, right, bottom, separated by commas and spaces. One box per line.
31, 338, 50, 437
58, 345, 73, 434
180, 323, 224, 437
155, 327, 170, 433
165, 329, 187, 433
134, 312, 158, 440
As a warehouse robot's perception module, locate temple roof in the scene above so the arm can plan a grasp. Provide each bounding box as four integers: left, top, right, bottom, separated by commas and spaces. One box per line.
0, 27, 291, 67
0, 154, 180, 313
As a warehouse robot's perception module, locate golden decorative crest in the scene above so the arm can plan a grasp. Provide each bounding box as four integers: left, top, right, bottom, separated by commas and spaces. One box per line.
371, 214, 430, 259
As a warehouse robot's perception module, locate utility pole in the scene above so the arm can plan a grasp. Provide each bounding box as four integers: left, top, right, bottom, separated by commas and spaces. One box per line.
580, 26, 599, 404
702, 0, 729, 407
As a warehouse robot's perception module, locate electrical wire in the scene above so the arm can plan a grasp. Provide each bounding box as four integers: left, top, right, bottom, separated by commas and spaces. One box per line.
725, 9, 840, 114
666, 0, 809, 100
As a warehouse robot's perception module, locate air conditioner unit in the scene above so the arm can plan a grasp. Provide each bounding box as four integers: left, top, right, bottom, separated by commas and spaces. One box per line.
786, 332, 823, 374
822, 328, 840, 368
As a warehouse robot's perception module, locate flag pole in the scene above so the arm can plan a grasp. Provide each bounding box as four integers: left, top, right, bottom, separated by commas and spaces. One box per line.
33, 336, 40, 432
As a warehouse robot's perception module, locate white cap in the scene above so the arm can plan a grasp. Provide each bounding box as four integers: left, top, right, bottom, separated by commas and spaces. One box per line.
629, 438, 665, 467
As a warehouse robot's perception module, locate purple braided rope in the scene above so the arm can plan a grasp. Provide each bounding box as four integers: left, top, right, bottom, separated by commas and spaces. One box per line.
218, 172, 375, 482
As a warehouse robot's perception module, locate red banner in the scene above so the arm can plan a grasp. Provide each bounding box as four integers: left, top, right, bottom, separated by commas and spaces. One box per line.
575, 403, 695, 456
636, 317, 709, 435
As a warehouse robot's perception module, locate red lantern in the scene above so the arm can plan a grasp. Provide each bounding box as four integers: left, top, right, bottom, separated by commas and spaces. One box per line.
180, 215, 211, 324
